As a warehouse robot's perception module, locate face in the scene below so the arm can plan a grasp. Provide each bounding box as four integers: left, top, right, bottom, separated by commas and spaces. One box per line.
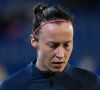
31, 22, 73, 73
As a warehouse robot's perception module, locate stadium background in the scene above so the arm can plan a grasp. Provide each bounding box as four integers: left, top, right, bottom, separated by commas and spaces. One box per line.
0, 0, 100, 81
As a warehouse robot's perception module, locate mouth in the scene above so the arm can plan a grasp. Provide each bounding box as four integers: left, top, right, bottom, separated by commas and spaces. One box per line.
52, 62, 65, 68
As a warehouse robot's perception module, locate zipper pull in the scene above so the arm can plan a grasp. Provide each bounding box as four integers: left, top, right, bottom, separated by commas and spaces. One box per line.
49, 72, 54, 89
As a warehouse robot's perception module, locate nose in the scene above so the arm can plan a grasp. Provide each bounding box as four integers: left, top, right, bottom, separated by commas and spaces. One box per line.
56, 46, 64, 59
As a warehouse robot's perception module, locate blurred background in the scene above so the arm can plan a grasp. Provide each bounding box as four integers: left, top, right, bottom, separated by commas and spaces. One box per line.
0, 0, 100, 81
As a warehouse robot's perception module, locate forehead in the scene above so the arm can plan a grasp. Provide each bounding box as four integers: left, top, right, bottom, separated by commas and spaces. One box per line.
39, 22, 73, 42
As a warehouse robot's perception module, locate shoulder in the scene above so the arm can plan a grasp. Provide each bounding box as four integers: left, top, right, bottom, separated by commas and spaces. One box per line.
67, 64, 99, 77
0, 62, 33, 89
66, 64, 100, 89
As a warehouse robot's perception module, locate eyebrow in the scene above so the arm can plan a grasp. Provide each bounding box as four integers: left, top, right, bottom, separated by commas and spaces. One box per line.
47, 40, 72, 44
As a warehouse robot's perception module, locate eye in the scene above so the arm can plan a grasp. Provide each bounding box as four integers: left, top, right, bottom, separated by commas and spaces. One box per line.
49, 44, 54, 48
48, 43, 58, 49
64, 44, 69, 47
64, 43, 71, 49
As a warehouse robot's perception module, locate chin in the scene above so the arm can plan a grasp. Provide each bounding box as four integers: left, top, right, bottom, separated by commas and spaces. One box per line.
52, 68, 64, 73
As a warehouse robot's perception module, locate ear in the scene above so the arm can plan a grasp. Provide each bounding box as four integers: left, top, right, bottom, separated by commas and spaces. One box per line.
30, 35, 38, 48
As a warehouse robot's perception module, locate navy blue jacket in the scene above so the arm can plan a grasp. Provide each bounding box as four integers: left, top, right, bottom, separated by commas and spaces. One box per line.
0, 60, 100, 90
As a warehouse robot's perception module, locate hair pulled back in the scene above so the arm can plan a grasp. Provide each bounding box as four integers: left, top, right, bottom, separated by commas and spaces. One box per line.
33, 3, 73, 41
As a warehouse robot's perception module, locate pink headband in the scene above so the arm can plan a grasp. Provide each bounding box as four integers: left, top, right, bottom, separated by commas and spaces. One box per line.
34, 19, 72, 34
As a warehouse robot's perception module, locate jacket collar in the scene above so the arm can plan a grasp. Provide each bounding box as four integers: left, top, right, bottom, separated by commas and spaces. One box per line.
26, 59, 71, 78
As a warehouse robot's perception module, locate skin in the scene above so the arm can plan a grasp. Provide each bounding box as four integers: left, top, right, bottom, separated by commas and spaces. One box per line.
31, 22, 73, 73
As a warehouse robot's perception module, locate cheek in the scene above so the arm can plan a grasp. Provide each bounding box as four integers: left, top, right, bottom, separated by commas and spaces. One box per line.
68, 50, 73, 58
39, 47, 51, 59
65, 48, 73, 58
38, 42, 55, 61
41, 50, 54, 64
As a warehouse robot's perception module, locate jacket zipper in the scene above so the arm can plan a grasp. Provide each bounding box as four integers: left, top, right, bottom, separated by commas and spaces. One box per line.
50, 73, 54, 90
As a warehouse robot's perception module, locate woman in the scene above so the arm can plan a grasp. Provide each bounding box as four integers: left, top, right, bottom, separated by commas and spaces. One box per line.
0, 3, 100, 90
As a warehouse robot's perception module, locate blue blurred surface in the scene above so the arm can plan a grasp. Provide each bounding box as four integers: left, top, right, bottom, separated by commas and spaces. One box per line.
0, 0, 100, 80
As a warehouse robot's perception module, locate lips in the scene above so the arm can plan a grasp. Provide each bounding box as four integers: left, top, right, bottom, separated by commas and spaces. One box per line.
52, 62, 65, 67
52, 62, 64, 64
